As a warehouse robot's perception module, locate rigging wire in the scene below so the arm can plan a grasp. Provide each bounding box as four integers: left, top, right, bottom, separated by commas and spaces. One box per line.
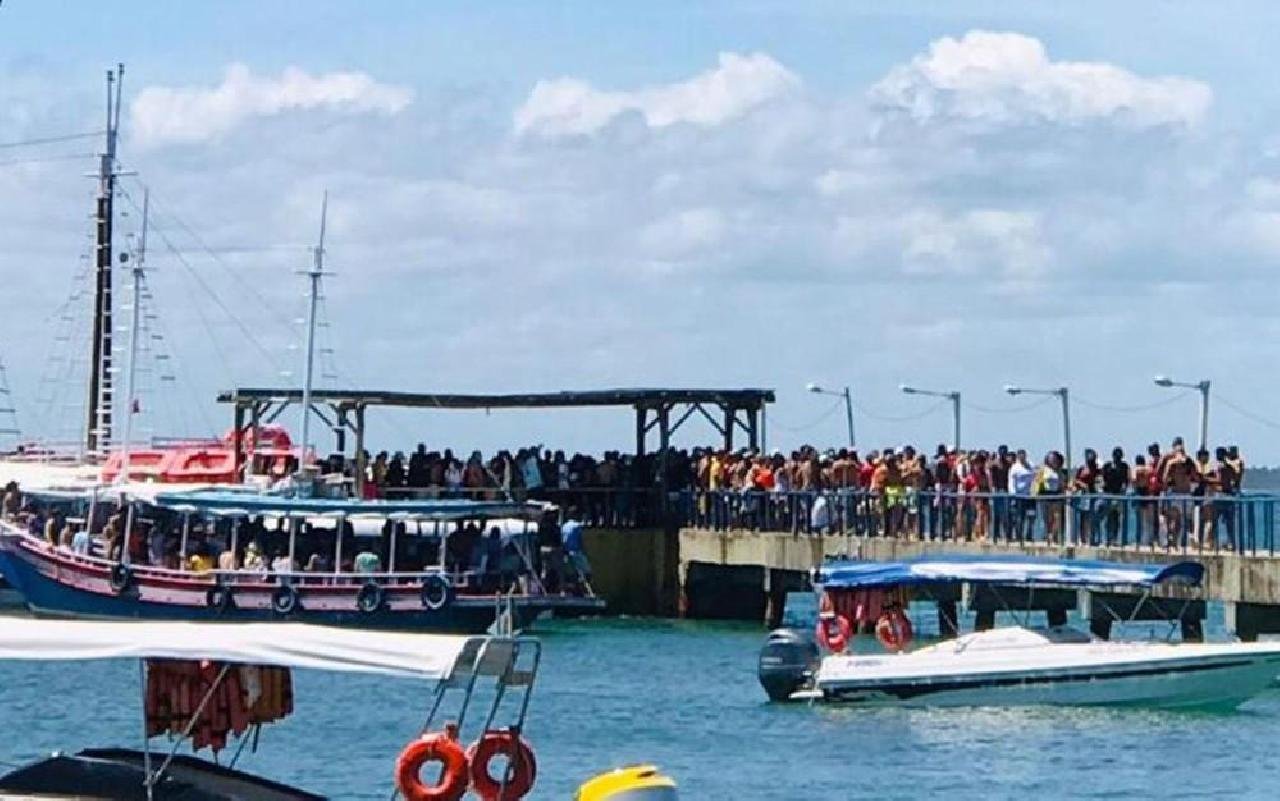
1213, 393, 1280, 431
1072, 391, 1192, 413
0, 131, 102, 149
0, 152, 96, 168
119, 185, 285, 374
124, 175, 302, 341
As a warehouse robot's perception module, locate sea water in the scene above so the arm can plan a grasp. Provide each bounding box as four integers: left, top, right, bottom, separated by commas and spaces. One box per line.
1, 618, 1278, 799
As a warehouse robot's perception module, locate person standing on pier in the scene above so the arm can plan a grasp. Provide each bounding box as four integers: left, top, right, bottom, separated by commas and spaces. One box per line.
1007, 450, 1035, 540
1100, 448, 1130, 545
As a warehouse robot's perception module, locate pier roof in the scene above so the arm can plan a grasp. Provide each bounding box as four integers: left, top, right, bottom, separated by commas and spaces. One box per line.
219, 386, 775, 490
217, 387, 775, 410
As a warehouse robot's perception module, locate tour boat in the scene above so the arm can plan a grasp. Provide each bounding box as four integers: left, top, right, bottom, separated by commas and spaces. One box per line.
0, 487, 604, 634
0, 616, 542, 799
759, 555, 1280, 710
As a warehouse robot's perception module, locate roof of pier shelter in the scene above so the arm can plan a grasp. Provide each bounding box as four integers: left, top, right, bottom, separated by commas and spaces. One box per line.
217, 387, 776, 411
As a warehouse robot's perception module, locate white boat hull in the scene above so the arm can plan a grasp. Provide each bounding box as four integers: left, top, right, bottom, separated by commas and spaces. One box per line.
812, 628, 1280, 710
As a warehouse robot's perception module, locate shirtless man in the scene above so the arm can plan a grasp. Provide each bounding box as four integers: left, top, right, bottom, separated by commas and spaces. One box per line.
1161, 439, 1198, 546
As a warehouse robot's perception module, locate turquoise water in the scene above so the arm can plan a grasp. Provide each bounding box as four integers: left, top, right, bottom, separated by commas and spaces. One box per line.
2, 618, 1280, 799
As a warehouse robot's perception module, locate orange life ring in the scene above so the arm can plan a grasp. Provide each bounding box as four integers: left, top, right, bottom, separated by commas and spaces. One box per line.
467, 731, 537, 801
815, 614, 852, 653
395, 733, 470, 801
875, 609, 914, 653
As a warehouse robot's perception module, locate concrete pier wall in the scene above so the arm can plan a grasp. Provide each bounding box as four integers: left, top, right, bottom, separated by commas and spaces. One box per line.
677, 528, 1280, 632
582, 527, 679, 617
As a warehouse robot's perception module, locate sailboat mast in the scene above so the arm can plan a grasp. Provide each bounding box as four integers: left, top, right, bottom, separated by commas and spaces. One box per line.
118, 190, 147, 485
86, 63, 125, 460
298, 191, 328, 472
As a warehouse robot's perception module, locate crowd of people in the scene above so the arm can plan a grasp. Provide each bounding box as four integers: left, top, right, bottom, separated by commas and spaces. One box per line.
346, 435, 1250, 547
686, 437, 1249, 548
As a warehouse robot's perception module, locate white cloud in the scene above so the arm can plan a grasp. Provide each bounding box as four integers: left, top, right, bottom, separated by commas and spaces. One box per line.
870, 30, 1212, 129
131, 64, 413, 146
514, 52, 800, 137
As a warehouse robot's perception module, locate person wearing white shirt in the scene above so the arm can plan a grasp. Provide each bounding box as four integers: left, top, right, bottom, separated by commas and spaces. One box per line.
1007, 450, 1036, 539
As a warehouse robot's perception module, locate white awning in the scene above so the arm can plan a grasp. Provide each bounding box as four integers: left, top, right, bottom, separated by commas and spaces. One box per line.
0, 618, 476, 681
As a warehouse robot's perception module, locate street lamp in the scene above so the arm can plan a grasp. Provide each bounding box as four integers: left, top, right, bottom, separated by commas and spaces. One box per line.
806, 383, 855, 448
1006, 385, 1071, 468
1154, 375, 1211, 452
900, 384, 961, 450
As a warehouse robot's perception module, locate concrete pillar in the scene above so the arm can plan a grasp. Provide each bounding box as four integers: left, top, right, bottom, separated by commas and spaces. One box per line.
763, 568, 780, 628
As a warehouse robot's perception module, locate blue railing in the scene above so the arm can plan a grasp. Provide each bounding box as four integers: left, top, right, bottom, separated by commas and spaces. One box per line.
678, 489, 1280, 556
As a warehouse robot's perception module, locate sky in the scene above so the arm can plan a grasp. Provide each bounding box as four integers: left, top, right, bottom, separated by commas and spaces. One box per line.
2, 1, 1280, 462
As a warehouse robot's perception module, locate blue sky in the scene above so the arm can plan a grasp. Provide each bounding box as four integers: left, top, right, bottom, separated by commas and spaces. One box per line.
2, 2, 1280, 462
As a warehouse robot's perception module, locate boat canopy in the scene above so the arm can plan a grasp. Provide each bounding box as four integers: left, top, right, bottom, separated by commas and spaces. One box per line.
817, 554, 1205, 590
149, 488, 552, 521
0, 618, 476, 680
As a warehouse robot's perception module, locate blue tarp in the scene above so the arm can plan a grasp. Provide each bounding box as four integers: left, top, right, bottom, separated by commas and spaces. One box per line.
816, 554, 1204, 589
150, 488, 550, 521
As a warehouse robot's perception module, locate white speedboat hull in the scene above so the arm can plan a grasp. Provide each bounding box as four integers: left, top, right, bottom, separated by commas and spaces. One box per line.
813, 627, 1280, 710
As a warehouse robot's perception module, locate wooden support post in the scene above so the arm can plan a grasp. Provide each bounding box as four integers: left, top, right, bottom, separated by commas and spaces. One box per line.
635, 406, 647, 456
723, 406, 735, 451
245, 402, 261, 481
353, 404, 367, 497
746, 407, 760, 451
232, 404, 245, 481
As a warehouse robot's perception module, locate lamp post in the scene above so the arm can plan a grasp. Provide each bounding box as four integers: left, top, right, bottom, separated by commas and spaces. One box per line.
1005, 385, 1071, 468
806, 383, 855, 448
900, 385, 961, 450
1154, 376, 1211, 452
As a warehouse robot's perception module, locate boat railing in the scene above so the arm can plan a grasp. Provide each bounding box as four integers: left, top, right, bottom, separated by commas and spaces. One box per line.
6, 532, 547, 592
680, 488, 1280, 556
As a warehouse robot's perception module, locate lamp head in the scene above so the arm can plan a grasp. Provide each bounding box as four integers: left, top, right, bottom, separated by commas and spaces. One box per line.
1153, 376, 1173, 388
899, 384, 915, 395
1004, 385, 1021, 396
805, 383, 822, 394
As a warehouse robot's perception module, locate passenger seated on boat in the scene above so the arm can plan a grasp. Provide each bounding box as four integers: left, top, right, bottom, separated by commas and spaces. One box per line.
58, 522, 75, 551
217, 546, 240, 571
1, 481, 19, 520
354, 550, 381, 574
242, 542, 266, 571
305, 552, 329, 572
43, 509, 64, 547
71, 526, 92, 556
272, 554, 296, 573
187, 549, 214, 573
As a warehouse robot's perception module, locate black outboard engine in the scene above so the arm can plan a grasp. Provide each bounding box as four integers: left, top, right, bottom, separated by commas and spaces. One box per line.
758, 628, 819, 702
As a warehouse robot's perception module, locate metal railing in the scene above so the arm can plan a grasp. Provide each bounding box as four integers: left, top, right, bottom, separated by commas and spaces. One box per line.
380, 485, 667, 527
679, 489, 1280, 556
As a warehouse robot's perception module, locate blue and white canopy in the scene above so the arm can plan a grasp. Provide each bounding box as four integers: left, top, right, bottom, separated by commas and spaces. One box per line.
817, 554, 1204, 590
149, 488, 551, 521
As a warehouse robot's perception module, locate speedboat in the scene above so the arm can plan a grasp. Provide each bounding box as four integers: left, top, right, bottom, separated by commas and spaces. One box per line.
758, 555, 1280, 711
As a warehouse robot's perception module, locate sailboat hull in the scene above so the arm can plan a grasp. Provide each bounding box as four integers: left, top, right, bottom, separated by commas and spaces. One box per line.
0, 527, 602, 634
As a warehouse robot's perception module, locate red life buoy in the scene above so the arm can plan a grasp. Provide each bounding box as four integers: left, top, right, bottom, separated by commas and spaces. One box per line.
395, 733, 470, 801
875, 609, 914, 653
815, 613, 852, 653
467, 731, 537, 801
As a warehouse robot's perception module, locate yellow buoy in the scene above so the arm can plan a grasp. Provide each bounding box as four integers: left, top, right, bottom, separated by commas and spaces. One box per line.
576, 764, 678, 800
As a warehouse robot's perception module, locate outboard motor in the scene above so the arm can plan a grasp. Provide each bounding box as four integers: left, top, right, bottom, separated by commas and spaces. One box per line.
757, 628, 819, 702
